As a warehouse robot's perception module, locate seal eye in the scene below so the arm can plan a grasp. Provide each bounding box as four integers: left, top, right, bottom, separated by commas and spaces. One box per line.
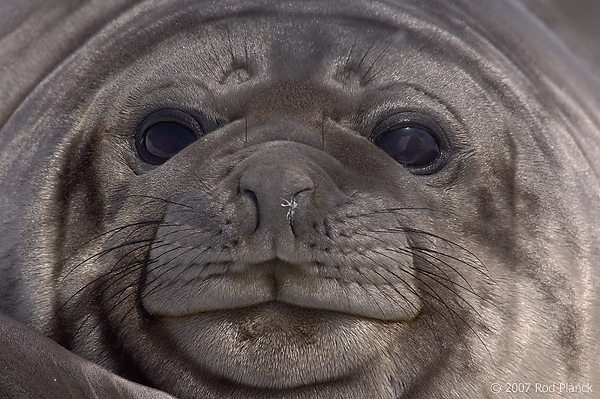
375, 126, 441, 167
136, 109, 202, 165
141, 123, 196, 163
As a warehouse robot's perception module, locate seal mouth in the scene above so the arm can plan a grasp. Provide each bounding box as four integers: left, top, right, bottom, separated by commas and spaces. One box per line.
141, 258, 423, 322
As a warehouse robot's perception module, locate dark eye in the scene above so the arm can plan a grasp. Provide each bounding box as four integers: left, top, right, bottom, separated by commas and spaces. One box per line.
141, 122, 196, 163
136, 110, 202, 165
375, 126, 441, 167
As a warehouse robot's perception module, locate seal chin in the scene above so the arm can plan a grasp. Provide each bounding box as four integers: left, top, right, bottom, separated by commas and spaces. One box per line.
153, 301, 404, 390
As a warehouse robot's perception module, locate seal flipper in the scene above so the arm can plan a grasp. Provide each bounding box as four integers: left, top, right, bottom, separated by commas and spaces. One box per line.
0, 313, 175, 399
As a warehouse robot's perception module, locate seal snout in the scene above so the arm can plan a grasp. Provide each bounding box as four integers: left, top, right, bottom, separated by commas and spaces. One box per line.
141, 137, 422, 321
238, 158, 315, 237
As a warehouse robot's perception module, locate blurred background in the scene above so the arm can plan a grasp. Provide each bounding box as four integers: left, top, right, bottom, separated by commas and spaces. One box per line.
549, 0, 600, 36
529, 0, 600, 67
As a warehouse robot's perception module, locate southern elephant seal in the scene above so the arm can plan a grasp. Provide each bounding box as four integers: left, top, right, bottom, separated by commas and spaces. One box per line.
0, 0, 599, 398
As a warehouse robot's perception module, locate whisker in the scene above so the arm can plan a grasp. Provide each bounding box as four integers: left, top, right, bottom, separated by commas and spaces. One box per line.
63, 220, 163, 263
122, 194, 194, 210
63, 255, 147, 345
141, 244, 226, 301
61, 238, 156, 282
56, 240, 155, 317
361, 40, 393, 85
321, 111, 325, 151
182, 166, 212, 193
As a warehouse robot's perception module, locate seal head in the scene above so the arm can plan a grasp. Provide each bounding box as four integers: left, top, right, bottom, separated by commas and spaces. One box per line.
1, 0, 599, 398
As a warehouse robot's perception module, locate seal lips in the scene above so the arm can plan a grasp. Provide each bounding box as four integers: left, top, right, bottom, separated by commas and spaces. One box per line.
141, 256, 423, 322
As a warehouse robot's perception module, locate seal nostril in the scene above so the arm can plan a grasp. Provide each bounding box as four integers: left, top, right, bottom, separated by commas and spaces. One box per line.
237, 159, 316, 237
241, 189, 259, 206
240, 189, 260, 231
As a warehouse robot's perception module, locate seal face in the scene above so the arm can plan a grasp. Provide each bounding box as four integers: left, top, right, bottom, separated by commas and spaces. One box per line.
1, 0, 599, 398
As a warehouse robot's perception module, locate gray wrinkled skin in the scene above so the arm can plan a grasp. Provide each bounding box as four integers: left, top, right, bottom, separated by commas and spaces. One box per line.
1, 0, 599, 398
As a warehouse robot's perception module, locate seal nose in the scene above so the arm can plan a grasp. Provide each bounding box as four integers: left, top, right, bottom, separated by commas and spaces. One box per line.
239, 161, 314, 235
